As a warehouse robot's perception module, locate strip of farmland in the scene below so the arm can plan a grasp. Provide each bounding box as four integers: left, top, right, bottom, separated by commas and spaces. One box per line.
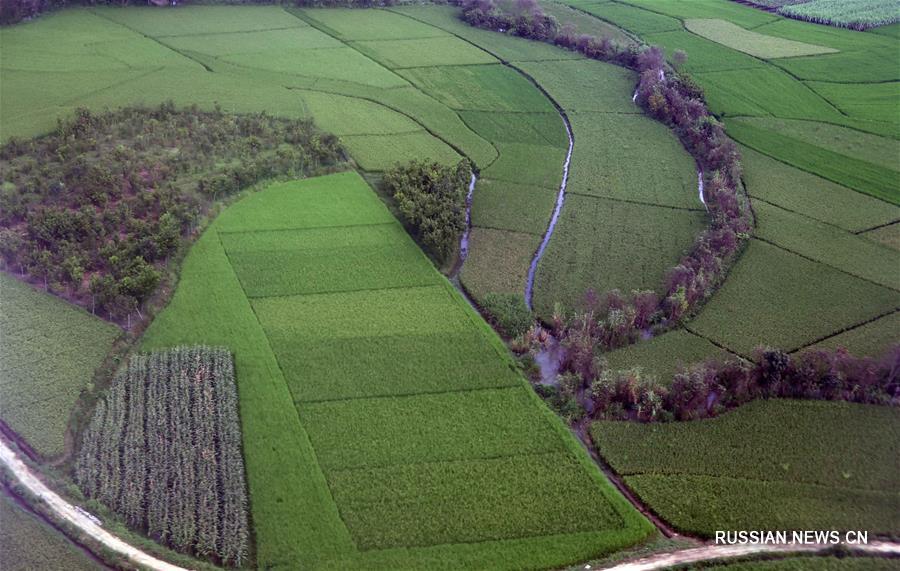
141, 171, 652, 569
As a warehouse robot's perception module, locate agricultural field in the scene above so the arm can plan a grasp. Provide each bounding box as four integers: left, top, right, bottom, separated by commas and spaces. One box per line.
676, 556, 900, 570
592, 399, 900, 536
0, 273, 119, 457
75, 346, 249, 565
0, 492, 99, 571
141, 171, 652, 569
1, 2, 899, 569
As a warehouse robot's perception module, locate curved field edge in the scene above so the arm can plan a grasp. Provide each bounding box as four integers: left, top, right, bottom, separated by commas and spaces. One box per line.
140, 171, 653, 569
590, 399, 900, 538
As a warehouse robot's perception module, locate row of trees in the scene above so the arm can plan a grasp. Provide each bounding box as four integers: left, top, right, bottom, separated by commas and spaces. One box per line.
75, 347, 249, 566
459, 0, 757, 397
0, 104, 344, 324
381, 159, 472, 266
588, 346, 900, 423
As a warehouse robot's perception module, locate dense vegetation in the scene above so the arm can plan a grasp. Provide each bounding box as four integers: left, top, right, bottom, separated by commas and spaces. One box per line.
0, 272, 119, 457
741, 0, 900, 30
0, 104, 343, 323
75, 346, 249, 566
0, 492, 98, 571
592, 399, 900, 536
382, 159, 472, 265
141, 171, 652, 569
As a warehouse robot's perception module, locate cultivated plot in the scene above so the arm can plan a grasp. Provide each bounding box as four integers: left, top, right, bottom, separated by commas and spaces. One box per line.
143, 171, 652, 569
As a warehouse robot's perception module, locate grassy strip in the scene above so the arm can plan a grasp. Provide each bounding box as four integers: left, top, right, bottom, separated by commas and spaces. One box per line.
683, 18, 837, 59
602, 329, 733, 385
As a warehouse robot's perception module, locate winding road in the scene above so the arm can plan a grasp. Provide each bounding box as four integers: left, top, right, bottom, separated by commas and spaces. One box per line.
0, 437, 189, 571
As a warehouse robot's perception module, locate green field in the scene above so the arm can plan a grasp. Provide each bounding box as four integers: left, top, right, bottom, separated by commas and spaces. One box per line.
141, 171, 651, 569
592, 399, 900, 537
533, 194, 707, 317
688, 240, 898, 357
0, 492, 99, 571
683, 18, 837, 58
0, 274, 119, 457
602, 329, 735, 384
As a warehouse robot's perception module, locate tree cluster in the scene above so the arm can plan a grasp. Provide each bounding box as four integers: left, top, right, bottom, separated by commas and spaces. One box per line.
589, 346, 900, 423
0, 103, 344, 324
381, 159, 472, 265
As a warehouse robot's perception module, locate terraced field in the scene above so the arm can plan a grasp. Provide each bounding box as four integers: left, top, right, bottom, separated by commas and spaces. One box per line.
141, 171, 651, 569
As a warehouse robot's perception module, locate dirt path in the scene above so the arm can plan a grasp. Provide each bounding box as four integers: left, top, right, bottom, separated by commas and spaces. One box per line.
0, 438, 189, 571
598, 540, 900, 570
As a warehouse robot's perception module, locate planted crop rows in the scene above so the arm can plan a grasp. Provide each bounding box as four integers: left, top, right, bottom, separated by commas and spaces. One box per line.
140, 171, 651, 569
75, 346, 249, 566
592, 399, 900, 536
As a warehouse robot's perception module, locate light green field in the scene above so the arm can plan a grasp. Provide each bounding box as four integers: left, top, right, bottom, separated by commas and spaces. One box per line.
516, 59, 640, 113
352, 36, 497, 69
683, 18, 838, 58
0, 273, 119, 457
754, 201, 900, 290
461, 227, 541, 299
592, 399, 900, 537
142, 171, 652, 569
470, 179, 560, 235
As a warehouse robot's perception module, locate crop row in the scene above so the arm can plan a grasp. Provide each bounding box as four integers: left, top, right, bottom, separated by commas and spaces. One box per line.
591, 399, 900, 535
75, 346, 249, 566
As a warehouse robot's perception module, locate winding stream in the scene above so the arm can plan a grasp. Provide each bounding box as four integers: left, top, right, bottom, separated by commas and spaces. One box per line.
524, 112, 575, 311
457, 172, 478, 266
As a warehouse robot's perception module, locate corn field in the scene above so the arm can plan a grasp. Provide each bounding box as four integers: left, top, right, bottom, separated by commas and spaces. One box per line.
75, 346, 250, 566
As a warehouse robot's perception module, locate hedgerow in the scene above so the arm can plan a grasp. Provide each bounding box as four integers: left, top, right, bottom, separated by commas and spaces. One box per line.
75, 346, 249, 566
0, 104, 343, 325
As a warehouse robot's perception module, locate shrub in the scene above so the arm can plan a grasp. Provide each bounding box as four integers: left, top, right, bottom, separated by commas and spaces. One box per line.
382, 159, 472, 265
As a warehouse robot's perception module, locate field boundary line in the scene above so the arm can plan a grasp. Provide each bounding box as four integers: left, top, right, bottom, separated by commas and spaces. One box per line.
89, 9, 215, 72
566, 190, 708, 212
748, 196, 874, 234
682, 326, 754, 361
0, 437, 189, 571
753, 236, 900, 292
788, 307, 900, 355
153, 25, 305, 39
296, 382, 524, 406
616, 469, 896, 496
242, 280, 445, 300
218, 221, 397, 236
856, 219, 900, 235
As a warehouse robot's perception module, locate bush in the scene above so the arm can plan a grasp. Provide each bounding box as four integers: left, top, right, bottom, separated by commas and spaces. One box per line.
382, 159, 472, 265
0, 103, 345, 325
480, 293, 533, 338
